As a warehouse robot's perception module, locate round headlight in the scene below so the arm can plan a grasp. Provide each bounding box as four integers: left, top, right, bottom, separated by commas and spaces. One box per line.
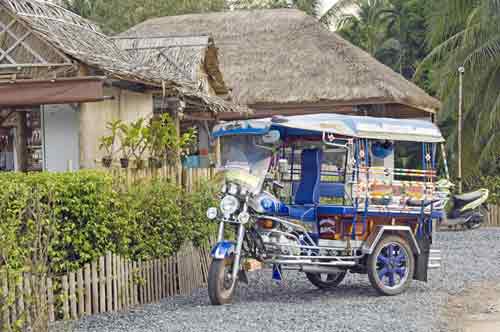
206, 207, 218, 220
220, 195, 240, 215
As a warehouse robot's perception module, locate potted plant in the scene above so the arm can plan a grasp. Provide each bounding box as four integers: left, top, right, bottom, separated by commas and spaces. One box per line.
146, 115, 171, 169
98, 120, 122, 168
119, 122, 133, 169
121, 119, 149, 169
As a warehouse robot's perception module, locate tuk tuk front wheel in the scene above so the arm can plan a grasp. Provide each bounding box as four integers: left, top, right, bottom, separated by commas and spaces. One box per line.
208, 257, 237, 305
305, 271, 346, 289
367, 235, 415, 296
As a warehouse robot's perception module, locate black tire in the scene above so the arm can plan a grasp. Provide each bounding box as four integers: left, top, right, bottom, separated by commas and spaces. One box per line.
208, 258, 237, 305
305, 271, 346, 289
367, 235, 415, 296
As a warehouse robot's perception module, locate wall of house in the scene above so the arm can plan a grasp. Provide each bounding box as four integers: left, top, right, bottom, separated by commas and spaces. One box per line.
79, 87, 153, 169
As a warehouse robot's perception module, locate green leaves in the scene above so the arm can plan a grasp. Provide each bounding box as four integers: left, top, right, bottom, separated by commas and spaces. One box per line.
422, 0, 500, 181
0, 171, 217, 274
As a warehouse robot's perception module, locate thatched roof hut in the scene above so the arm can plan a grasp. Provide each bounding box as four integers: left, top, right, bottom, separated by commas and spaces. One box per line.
0, 0, 240, 114
123, 9, 441, 119
113, 35, 228, 97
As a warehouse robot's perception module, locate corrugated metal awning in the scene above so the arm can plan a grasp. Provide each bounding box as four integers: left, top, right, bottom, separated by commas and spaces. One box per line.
0, 77, 106, 106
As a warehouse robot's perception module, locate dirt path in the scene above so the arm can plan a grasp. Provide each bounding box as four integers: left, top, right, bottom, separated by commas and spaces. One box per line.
446, 281, 500, 332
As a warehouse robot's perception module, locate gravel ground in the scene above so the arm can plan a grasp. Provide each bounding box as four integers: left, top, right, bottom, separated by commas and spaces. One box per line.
54, 228, 500, 332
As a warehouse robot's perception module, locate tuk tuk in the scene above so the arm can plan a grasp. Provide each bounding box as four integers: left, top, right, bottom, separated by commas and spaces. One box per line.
206, 113, 446, 305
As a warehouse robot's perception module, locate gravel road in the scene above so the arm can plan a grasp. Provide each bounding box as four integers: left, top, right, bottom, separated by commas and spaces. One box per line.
55, 228, 500, 332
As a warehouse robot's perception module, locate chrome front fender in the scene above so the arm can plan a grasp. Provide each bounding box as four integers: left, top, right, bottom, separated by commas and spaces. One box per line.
210, 241, 236, 259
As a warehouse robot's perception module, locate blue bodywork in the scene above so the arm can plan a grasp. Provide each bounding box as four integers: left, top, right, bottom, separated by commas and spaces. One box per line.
210, 241, 236, 259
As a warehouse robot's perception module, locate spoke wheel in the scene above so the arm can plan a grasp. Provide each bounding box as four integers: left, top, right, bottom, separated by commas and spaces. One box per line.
368, 235, 415, 296
305, 271, 346, 289
208, 257, 237, 305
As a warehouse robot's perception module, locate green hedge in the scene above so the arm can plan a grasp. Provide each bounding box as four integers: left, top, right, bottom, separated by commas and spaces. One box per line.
0, 171, 216, 273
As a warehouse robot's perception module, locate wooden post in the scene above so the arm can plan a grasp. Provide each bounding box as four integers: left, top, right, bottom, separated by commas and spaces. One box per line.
46, 277, 55, 322
61, 276, 70, 320
15, 275, 24, 327
123, 258, 129, 310
112, 254, 118, 311
83, 264, 91, 315
1, 273, 10, 330
77, 269, 84, 317
69, 272, 77, 319
91, 262, 98, 314
99, 256, 106, 313
106, 252, 112, 312
117, 256, 122, 310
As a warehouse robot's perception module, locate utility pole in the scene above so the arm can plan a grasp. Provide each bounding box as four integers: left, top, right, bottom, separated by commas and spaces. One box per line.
458, 66, 465, 194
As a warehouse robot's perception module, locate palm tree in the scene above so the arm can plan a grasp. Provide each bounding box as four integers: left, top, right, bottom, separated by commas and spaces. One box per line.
331, 0, 388, 55
419, 0, 500, 181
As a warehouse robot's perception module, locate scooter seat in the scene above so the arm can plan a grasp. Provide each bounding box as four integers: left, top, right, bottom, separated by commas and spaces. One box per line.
453, 190, 484, 203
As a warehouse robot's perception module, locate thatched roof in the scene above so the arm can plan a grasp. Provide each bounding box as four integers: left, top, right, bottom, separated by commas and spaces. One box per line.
0, 0, 242, 114
123, 9, 441, 114
113, 35, 228, 95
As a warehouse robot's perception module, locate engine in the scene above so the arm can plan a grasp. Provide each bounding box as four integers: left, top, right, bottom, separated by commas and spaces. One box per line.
256, 219, 302, 256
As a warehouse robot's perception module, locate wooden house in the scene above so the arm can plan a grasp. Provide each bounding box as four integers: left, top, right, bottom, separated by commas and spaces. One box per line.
0, 0, 241, 172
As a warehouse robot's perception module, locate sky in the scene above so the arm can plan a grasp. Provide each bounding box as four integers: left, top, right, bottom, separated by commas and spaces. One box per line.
320, 0, 338, 15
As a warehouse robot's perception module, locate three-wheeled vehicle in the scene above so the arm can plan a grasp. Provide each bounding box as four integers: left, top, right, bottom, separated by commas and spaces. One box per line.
206, 114, 448, 305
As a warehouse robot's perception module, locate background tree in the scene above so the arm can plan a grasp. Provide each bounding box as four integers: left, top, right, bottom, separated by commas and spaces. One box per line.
62, 0, 226, 33
419, 0, 500, 182
328, 0, 429, 80
230, 0, 321, 16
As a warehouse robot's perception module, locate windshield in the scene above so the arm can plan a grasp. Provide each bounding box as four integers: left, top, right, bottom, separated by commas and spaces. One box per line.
215, 135, 274, 193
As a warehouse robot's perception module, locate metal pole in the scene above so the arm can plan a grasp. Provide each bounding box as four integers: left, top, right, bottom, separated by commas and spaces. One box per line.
458, 66, 465, 193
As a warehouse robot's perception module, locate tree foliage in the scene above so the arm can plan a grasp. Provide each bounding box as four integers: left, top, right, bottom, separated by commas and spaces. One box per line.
327, 0, 430, 80
230, 0, 321, 15
420, 0, 500, 182
61, 0, 226, 33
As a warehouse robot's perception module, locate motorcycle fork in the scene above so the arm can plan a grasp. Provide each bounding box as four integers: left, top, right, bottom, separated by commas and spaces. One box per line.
232, 223, 246, 283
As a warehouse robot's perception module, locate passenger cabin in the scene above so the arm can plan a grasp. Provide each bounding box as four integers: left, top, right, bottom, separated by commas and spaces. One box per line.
216, 114, 445, 243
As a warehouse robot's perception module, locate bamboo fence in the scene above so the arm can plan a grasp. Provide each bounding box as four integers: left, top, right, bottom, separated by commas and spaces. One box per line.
0, 243, 212, 331
487, 204, 500, 227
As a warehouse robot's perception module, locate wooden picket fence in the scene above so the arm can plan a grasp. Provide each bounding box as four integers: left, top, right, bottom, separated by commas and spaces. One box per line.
0, 243, 212, 330
487, 204, 500, 227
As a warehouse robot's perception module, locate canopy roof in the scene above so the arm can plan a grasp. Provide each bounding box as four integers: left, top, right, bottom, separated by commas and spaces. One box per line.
123, 9, 441, 115
214, 114, 445, 143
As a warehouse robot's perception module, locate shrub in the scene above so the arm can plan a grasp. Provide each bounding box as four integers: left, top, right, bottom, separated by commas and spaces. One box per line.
0, 171, 216, 273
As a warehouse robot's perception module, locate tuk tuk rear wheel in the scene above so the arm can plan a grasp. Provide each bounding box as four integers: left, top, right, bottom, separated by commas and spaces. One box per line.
367, 235, 415, 296
208, 257, 237, 305
305, 271, 346, 289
